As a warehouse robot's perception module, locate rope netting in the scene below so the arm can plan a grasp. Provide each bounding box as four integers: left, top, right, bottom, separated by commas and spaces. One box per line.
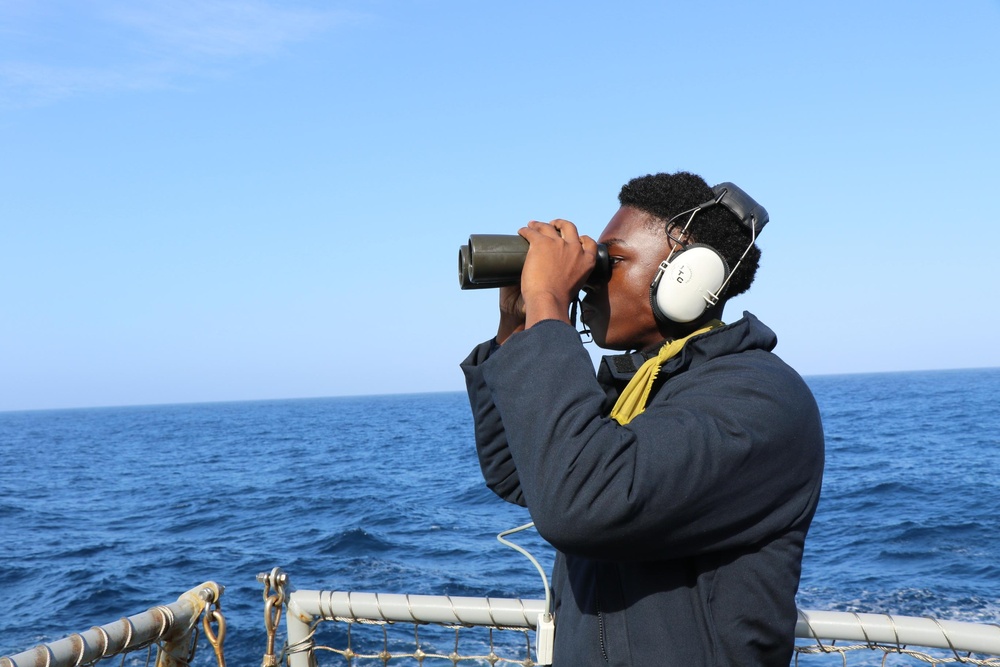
286, 618, 1000, 667
277, 586, 551, 667
793, 640, 1000, 666
282, 620, 1000, 667
277, 592, 1000, 667
792, 610, 1000, 666
253, 568, 1000, 667
293, 618, 540, 666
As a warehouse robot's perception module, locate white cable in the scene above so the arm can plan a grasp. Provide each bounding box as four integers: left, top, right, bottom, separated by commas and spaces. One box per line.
496, 522, 552, 620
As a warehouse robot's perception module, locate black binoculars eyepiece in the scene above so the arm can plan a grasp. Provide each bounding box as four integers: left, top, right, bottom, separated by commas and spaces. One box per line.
458, 234, 610, 290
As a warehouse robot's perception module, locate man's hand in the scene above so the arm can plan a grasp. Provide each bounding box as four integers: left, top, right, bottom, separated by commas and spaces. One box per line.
518, 219, 598, 331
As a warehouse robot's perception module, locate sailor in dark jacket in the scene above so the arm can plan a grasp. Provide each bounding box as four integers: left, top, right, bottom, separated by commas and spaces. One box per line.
461, 172, 824, 666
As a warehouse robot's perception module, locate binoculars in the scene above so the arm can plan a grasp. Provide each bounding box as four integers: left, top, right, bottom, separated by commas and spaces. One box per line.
458, 234, 611, 289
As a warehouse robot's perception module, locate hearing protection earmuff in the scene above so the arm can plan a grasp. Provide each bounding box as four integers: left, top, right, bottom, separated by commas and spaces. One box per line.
649, 182, 769, 324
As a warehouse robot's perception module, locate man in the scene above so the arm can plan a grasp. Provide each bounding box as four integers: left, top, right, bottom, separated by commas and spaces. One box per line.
461, 171, 824, 666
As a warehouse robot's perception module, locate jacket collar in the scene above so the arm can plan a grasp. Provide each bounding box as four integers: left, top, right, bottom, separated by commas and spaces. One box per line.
598, 312, 777, 385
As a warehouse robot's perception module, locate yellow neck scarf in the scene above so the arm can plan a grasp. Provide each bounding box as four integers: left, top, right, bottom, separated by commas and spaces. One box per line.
609, 320, 724, 426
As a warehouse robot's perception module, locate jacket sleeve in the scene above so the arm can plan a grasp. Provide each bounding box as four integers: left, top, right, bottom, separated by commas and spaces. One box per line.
481, 320, 825, 562
460, 339, 527, 507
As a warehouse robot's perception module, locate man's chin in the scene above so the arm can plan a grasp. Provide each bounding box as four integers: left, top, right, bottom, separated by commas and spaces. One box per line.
584, 315, 631, 351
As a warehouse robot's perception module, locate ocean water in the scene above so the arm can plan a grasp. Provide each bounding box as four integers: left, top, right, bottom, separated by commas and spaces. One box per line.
1, 368, 999, 665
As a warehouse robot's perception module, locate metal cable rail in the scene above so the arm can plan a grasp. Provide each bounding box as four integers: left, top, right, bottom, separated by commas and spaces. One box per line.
266, 564, 1000, 667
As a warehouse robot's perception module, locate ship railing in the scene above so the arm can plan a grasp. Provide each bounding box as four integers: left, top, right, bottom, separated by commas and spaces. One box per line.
284, 589, 549, 667
0, 583, 223, 667
6, 576, 1000, 667
794, 610, 1000, 665
277, 582, 1000, 665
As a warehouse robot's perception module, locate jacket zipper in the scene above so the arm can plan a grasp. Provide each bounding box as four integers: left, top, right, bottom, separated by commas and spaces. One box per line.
597, 598, 609, 663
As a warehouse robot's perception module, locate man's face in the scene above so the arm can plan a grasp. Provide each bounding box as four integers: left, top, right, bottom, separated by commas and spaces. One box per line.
581, 206, 674, 351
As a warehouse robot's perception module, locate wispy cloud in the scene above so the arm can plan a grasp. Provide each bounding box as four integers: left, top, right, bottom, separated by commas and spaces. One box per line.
0, 0, 359, 107
106, 0, 346, 59
0, 61, 172, 106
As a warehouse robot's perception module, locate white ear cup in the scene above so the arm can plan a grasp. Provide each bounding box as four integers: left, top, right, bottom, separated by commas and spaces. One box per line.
650, 245, 729, 323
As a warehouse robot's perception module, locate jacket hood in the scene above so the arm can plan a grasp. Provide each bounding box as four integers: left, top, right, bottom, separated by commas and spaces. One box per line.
663, 311, 778, 374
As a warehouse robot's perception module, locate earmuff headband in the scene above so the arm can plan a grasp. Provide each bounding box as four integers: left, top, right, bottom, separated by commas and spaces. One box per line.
648, 181, 768, 324
710, 182, 769, 236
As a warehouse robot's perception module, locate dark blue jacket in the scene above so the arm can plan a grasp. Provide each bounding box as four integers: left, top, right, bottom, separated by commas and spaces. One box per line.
461, 313, 824, 666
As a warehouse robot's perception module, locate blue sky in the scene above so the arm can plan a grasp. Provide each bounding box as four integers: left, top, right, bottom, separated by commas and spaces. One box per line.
2, 0, 999, 411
